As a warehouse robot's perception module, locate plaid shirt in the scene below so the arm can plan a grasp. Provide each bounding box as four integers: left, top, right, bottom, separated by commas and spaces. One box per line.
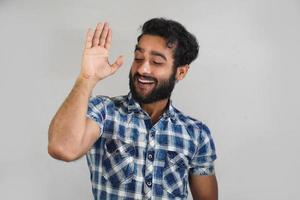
86, 92, 217, 200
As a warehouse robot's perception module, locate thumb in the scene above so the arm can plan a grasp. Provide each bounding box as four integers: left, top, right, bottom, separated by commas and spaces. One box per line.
110, 55, 124, 72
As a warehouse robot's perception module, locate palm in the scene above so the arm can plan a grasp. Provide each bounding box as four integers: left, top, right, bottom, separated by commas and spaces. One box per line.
80, 22, 123, 81
82, 46, 110, 78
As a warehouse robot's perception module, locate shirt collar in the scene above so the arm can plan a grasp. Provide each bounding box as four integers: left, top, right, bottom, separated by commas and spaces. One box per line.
127, 92, 143, 113
127, 92, 176, 120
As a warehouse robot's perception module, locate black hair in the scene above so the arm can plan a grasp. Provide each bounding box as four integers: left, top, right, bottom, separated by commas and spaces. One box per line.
137, 18, 199, 68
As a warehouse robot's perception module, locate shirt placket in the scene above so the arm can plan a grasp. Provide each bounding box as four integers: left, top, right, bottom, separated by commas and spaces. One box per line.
142, 118, 157, 200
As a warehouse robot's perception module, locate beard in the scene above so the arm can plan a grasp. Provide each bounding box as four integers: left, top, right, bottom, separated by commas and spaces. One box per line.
129, 69, 177, 104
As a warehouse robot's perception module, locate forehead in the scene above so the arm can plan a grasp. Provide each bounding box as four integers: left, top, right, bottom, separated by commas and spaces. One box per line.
136, 35, 174, 59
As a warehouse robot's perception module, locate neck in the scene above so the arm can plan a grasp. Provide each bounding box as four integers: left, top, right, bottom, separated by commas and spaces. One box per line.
140, 98, 169, 125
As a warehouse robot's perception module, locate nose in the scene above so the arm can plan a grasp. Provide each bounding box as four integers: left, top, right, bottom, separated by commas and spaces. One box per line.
137, 60, 151, 74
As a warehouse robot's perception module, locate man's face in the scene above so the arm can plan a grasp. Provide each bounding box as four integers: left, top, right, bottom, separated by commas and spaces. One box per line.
129, 35, 177, 104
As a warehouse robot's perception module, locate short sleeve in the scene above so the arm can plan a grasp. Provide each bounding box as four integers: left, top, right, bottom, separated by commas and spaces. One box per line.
189, 124, 217, 176
86, 95, 108, 131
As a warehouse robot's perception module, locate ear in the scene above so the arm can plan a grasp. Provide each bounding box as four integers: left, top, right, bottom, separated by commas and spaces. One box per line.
176, 64, 190, 81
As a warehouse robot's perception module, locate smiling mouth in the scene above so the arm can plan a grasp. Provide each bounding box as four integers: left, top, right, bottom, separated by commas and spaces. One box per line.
137, 77, 155, 84
135, 75, 156, 85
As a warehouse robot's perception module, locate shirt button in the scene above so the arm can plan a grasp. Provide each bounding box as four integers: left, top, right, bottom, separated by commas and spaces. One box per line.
146, 180, 152, 187
151, 131, 155, 137
148, 152, 153, 161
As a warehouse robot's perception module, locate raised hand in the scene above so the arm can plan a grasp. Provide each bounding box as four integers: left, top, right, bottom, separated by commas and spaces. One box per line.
79, 22, 124, 83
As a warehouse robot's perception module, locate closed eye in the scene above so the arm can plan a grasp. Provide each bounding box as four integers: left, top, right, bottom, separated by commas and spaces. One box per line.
134, 58, 144, 62
153, 61, 163, 65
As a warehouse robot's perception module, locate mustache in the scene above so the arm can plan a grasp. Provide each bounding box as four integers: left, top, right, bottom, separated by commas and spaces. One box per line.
133, 73, 157, 82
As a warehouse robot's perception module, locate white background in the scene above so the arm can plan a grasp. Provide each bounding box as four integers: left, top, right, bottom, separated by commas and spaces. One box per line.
0, 0, 299, 199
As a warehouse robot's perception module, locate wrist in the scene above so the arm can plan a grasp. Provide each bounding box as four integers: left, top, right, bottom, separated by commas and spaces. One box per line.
75, 76, 98, 94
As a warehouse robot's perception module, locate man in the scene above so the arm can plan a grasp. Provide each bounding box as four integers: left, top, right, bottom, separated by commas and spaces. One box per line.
48, 18, 218, 200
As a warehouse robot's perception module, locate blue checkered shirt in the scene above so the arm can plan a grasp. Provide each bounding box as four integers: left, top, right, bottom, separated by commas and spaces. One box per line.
86, 92, 217, 200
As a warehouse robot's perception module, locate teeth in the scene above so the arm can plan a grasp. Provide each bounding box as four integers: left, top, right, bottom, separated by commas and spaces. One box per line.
138, 78, 154, 84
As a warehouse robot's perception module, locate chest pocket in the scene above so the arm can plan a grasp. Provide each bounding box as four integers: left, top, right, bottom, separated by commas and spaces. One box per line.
162, 151, 190, 198
102, 137, 135, 188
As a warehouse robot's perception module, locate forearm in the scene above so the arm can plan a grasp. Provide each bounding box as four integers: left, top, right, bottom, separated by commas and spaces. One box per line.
48, 77, 96, 160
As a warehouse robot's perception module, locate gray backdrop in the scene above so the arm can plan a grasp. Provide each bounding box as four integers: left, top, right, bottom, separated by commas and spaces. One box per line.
1, 0, 299, 199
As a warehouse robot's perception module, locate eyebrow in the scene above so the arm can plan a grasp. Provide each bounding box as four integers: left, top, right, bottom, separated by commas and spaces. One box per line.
135, 45, 167, 61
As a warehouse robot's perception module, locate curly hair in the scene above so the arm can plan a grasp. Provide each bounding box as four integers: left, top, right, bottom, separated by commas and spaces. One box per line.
137, 18, 199, 68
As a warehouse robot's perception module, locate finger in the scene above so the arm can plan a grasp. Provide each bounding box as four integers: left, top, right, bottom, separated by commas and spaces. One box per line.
104, 28, 112, 50
85, 28, 94, 49
92, 22, 104, 47
110, 55, 124, 72
99, 22, 109, 47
